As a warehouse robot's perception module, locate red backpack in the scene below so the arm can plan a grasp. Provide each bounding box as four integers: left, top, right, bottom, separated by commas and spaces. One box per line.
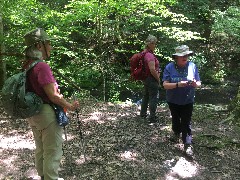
130, 50, 148, 81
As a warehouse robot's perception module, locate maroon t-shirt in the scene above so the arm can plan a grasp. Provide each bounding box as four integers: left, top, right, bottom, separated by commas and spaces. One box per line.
144, 52, 160, 77
24, 60, 58, 103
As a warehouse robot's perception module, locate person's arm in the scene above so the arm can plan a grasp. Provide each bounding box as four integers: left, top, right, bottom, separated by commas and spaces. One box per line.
43, 83, 78, 111
190, 80, 201, 88
190, 64, 201, 88
163, 80, 191, 89
163, 80, 201, 89
148, 61, 160, 84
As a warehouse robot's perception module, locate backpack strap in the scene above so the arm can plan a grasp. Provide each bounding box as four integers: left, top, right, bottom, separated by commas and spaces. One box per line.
23, 60, 43, 100
141, 49, 156, 78
26, 60, 43, 72
140, 50, 150, 74
140, 49, 151, 60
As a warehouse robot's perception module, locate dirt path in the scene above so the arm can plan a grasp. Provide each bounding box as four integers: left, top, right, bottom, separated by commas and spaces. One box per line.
0, 86, 240, 179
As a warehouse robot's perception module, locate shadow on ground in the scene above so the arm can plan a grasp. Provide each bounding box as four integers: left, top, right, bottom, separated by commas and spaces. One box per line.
0, 84, 240, 180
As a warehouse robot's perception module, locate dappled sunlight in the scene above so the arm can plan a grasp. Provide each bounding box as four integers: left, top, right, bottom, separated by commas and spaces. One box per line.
0, 94, 238, 178
119, 150, 138, 161
0, 134, 35, 150
119, 99, 135, 107
75, 155, 88, 165
80, 104, 134, 124
0, 154, 21, 179
160, 125, 171, 131
89, 111, 106, 121
1, 154, 18, 166
165, 157, 200, 179
62, 132, 76, 141
150, 134, 160, 142
82, 111, 118, 123
71, 100, 139, 126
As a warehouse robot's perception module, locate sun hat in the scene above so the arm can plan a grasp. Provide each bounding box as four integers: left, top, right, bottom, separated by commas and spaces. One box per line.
23, 28, 51, 51
172, 45, 193, 57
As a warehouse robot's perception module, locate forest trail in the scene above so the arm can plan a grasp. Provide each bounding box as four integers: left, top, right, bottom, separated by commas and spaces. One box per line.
0, 84, 240, 180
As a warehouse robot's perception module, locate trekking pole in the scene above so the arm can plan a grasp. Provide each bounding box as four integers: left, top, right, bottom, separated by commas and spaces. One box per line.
63, 125, 73, 173
73, 94, 87, 161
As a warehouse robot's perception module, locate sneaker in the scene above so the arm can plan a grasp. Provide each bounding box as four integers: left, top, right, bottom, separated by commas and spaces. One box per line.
184, 144, 193, 156
186, 135, 192, 144
169, 133, 180, 143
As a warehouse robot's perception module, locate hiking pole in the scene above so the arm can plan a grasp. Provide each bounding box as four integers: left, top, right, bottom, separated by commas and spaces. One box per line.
73, 94, 87, 161
63, 125, 73, 174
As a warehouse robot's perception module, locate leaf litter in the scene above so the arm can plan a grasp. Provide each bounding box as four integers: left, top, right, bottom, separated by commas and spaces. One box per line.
0, 98, 240, 180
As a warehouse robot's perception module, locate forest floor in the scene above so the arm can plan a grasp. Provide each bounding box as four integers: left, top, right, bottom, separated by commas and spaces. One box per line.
0, 83, 240, 180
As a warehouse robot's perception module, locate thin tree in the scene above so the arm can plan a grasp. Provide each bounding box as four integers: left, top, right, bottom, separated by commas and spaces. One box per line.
0, 13, 6, 89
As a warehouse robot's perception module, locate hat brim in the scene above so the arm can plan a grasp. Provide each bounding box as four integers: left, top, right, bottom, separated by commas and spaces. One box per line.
22, 37, 55, 53
172, 51, 193, 57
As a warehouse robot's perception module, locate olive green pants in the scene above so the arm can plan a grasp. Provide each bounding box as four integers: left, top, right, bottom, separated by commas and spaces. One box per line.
140, 76, 159, 120
28, 104, 63, 180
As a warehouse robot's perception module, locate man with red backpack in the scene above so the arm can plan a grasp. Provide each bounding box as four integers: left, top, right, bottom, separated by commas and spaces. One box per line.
139, 34, 160, 123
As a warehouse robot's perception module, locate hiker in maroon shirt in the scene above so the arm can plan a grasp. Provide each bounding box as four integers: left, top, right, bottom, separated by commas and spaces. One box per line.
22, 28, 79, 180
140, 34, 160, 124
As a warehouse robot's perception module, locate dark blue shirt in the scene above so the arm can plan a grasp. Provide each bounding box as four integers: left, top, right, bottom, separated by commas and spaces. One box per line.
162, 61, 200, 105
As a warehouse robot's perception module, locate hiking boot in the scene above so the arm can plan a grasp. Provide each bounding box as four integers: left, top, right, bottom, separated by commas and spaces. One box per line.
184, 144, 193, 156
169, 133, 180, 143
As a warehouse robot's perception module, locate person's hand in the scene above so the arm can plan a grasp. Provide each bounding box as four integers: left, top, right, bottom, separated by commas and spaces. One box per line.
190, 80, 198, 88
68, 100, 79, 111
188, 78, 198, 88
179, 80, 198, 88
179, 81, 189, 87
72, 100, 80, 110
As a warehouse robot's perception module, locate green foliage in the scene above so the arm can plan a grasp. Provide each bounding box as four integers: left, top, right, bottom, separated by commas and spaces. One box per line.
204, 6, 240, 83
108, 84, 121, 103
189, 53, 207, 72
212, 6, 240, 36
229, 86, 240, 125
1, 0, 239, 101
78, 68, 102, 89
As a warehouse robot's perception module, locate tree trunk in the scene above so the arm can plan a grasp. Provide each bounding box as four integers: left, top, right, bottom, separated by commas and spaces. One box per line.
0, 14, 6, 89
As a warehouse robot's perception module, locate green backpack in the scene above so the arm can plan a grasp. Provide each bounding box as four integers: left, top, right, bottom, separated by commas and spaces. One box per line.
1, 60, 43, 119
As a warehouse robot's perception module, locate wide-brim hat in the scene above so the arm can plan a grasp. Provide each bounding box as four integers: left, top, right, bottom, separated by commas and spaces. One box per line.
172, 45, 193, 58
23, 28, 52, 52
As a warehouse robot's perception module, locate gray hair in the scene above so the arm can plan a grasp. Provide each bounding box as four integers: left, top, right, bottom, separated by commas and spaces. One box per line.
25, 45, 43, 60
145, 34, 157, 47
